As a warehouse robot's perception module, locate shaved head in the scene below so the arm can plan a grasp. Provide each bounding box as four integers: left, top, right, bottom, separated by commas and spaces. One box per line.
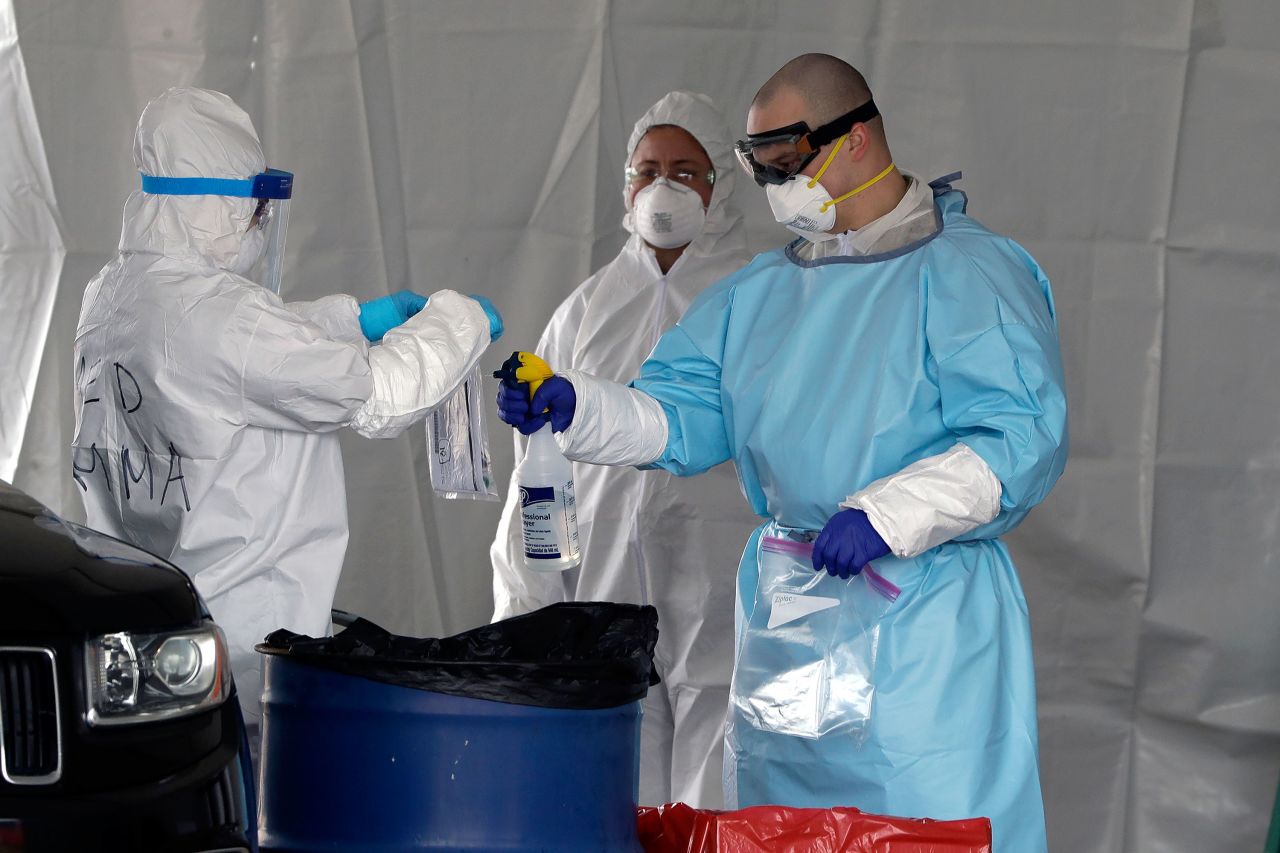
753, 53, 875, 128
746, 53, 903, 235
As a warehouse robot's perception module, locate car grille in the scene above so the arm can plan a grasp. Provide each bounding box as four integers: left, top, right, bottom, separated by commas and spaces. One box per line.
0, 647, 62, 784
206, 763, 239, 828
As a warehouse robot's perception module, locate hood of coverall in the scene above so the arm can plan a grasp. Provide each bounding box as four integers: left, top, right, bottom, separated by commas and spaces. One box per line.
118, 87, 266, 274
622, 90, 744, 259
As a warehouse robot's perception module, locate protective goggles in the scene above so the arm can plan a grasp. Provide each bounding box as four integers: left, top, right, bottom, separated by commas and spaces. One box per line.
734, 100, 880, 186
625, 164, 716, 189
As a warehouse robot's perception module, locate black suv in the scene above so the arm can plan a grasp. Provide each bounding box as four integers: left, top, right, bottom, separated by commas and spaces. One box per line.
0, 482, 255, 852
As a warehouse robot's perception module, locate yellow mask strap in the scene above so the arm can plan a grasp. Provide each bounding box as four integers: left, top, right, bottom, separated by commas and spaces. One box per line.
820, 161, 897, 214
806, 134, 848, 189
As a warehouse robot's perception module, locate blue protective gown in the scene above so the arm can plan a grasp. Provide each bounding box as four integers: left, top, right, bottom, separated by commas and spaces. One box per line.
631, 178, 1067, 852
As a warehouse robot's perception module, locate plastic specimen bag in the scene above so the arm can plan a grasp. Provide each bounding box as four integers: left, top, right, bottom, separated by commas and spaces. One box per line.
729, 533, 899, 742
426, 365, 498, 500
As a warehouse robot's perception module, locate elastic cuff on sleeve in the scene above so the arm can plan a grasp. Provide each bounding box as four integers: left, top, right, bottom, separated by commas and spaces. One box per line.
841, 442, 1002, 558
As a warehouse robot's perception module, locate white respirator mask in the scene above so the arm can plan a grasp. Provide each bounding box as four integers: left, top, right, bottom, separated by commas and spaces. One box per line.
630, 179, 707, 249
764, 134, 897, 243
765, 177, 845, 243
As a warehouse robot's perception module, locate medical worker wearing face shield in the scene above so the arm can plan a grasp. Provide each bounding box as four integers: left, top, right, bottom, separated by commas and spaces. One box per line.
72, 87, 504, 753
490, 92, 760, 809
498, 56, 1067, 851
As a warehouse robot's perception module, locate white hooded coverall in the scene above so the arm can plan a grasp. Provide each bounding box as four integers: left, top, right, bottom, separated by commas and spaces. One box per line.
71, 88, 493, 743
490, 91, 760, 808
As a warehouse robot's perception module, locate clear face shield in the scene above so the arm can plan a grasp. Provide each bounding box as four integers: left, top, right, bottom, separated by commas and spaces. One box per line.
139, 167, 294, 294
247, 170, 293, 294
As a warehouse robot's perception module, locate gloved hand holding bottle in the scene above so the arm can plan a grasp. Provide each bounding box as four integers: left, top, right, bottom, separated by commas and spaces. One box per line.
361, 290, 504, 344
496, 375, 575, 435
493, 352, 581, 572
811, 508, 891, 579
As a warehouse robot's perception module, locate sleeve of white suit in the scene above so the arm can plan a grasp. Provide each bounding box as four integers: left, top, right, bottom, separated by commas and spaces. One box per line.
284, 294, 368, 350
240, 289, 488, 438
840, 442, 1003, 558
238, 296, 378, 433
553, 368, 668, 467
349, 290, 491, 439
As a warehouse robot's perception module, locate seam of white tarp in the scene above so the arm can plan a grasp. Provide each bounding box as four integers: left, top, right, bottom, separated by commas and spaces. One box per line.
1120, 1, 1194, 847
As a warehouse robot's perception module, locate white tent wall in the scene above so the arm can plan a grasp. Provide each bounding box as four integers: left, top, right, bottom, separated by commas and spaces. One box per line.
0, 0, 64, 485
4, 1, 1277, 850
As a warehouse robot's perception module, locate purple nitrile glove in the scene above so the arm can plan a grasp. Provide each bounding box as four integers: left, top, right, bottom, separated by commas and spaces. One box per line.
496, 376, 575, 435
811, 508, 891, 579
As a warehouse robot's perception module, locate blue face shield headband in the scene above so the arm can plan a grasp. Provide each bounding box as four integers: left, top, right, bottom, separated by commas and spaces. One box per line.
140, 169, 294, 294
139, 168, 294, 199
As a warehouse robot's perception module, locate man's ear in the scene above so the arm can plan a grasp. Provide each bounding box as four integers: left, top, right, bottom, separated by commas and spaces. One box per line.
845, 122, 872, 162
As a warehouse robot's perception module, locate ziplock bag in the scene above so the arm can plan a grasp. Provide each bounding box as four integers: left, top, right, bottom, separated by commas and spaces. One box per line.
729, 534, 900, 741
426, 365, 499, 500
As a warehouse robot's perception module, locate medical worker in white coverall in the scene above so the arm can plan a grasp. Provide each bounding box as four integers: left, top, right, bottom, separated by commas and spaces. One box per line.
490, 91, 760, 808
72, 87, 503, 754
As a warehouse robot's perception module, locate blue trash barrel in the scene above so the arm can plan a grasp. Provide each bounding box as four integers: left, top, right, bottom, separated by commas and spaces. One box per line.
258, 654, 643, 852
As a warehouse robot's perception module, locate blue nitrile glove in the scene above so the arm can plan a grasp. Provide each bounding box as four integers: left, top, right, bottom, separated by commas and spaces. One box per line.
495, 376, 576, 435
358, 290, 429, 342
812, 508, 891, 579
469, 294, 504, 342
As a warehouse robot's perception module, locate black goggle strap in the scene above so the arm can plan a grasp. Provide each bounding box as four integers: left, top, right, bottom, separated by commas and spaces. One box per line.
796, 99, 880, 155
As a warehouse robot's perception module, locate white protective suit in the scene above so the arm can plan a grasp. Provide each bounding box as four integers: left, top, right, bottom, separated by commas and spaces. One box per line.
490, 91, 760, 809
71, 88, 493, 741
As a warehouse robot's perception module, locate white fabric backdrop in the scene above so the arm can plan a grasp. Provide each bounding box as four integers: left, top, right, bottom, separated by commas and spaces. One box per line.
3, 1, 1277, 850
0, 0, 63, 482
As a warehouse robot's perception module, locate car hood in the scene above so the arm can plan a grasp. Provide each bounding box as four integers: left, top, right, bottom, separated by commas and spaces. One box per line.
0, 482, 204, 635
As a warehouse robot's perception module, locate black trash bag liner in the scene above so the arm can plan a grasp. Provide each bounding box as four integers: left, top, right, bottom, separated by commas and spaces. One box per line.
257, 602, 659, 711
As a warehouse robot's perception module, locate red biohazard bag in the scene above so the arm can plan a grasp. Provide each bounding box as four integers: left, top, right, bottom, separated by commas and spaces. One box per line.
636, 802, 992, 852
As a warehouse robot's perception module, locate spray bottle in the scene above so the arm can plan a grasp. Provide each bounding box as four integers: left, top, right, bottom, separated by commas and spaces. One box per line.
494, 352, 581, 572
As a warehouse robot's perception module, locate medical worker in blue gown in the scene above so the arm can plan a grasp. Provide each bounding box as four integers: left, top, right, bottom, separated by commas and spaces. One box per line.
497, 54, 1067, 852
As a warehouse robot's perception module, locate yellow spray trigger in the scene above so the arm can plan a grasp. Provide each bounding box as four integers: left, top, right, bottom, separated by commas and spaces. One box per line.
493, 351, 555, 400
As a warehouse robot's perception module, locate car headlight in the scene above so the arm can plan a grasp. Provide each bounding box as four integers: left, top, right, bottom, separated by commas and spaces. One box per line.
84, 622, 231, 726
